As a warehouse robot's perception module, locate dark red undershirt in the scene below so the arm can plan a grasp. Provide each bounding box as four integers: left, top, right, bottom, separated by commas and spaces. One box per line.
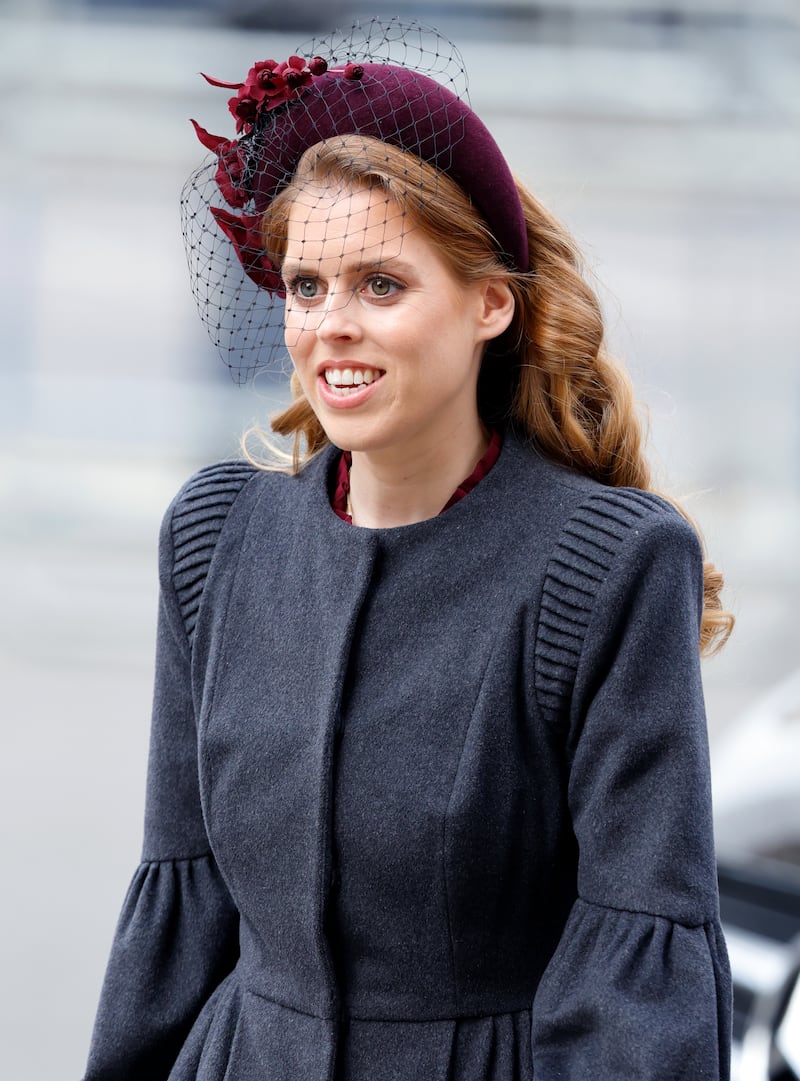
331, 430, 503, 524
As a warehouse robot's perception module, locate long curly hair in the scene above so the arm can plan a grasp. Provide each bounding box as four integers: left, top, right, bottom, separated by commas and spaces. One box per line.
250, 135, 733, 656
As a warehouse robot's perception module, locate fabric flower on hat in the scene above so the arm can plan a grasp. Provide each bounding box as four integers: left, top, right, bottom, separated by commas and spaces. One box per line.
202, 55, 331, 134
189, 122, 248, 208
188, 53, 368, 290
190, 54, 343, 213
209, 207, 284, 294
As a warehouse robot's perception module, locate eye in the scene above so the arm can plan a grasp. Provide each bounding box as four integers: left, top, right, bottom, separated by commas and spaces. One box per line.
295, 278, 320, 300
364, 274, 403, 299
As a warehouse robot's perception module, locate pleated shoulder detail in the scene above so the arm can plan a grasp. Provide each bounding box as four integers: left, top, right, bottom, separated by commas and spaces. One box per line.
171, 462, 259, 644
534, 488, 673, 724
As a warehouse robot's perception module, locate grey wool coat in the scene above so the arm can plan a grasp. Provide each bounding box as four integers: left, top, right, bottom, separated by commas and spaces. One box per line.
83, 430, 732, 1081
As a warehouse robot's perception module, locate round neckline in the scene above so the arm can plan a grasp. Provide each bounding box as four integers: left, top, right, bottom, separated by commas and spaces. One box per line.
330, 430, 503, 528
305, 430, 527, 543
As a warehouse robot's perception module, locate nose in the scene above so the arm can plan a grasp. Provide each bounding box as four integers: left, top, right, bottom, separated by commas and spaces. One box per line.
314, 289, 363, 343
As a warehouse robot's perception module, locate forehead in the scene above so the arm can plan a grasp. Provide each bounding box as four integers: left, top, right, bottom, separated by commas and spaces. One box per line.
284, 183, 412, 268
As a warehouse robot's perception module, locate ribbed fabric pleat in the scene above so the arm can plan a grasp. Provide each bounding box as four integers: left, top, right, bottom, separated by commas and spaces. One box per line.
170, 462, 257, 642
534, 489, 672, 724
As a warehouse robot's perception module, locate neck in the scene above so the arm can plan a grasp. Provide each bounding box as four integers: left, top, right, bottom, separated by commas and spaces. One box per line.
347, 423, 489, 529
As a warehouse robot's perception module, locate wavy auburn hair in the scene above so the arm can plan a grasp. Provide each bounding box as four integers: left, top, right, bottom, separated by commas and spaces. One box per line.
251, 135, 733, 656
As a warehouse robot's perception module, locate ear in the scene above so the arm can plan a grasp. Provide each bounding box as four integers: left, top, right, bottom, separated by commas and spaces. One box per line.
475, 278, 515, 343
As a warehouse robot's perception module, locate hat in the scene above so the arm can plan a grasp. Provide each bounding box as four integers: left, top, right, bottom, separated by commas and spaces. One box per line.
181, 18, 528, 382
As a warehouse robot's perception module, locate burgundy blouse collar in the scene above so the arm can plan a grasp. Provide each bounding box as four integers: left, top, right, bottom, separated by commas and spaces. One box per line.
331, 430, 503, 525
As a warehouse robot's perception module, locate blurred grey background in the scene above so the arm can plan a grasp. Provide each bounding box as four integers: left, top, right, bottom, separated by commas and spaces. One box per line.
1, 0, 798, 1077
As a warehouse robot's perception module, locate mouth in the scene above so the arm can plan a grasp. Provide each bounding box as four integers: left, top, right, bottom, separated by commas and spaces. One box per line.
321, 366, 384, 397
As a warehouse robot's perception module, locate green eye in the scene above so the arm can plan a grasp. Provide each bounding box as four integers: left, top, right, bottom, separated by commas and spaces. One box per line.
370, 277, 392, 297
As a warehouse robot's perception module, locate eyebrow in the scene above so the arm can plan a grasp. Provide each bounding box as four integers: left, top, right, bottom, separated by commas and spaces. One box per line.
280, 256, 416, 282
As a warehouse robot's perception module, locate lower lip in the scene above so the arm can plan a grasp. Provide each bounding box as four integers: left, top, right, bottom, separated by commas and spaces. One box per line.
317, 374, 384, 410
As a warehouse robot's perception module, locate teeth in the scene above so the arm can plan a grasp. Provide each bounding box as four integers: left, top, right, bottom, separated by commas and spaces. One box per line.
324, 367, 380, 388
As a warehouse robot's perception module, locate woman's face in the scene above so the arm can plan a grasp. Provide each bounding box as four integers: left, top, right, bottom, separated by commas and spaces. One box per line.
281, 182, 511, 461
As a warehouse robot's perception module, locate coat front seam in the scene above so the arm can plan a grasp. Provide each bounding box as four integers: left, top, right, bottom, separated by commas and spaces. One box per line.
314, 533, 380, 1030
441, 638, 504, 1015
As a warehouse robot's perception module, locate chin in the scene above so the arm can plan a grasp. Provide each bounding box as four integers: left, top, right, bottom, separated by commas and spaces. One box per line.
317, 416, 367, 452
319, 418, 392, 456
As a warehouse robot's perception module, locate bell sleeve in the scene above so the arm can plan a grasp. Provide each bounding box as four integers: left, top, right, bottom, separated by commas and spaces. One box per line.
83, 490, 240, 1080
531, 496, 732, 1080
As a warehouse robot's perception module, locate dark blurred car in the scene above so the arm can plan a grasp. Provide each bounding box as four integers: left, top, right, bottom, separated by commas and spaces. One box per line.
713, 670, 800, 1081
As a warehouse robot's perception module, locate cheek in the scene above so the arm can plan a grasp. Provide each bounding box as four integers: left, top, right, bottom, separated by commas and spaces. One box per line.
283, 298, 305, 335
283, 322, 301, 355
285, 298, 328, 339
283, 310, 318, 358
286, 354, 317, 405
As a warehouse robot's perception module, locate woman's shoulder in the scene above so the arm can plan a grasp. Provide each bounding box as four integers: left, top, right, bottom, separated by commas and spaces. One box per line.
159, 459, 296, 644
162, 459, 261, 544
173, 457, 262, 502
164, 456, 309, 529
504, 430, 696, 549
514, 443, 705, 727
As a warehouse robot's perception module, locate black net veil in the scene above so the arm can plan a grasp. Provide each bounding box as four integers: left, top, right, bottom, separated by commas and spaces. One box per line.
180, 18, 474, 384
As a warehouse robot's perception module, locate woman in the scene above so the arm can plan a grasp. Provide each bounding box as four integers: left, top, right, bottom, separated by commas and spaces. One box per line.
84, 20, 734, 1081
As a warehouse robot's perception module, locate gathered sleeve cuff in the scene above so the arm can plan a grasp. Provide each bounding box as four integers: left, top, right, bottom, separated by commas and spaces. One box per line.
84, 855, 239, 1080
532, 899, 730, 1079
532, 489, 732, 1079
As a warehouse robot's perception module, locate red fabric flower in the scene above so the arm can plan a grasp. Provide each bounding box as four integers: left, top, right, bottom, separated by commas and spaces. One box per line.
228, 90, 260, 132
193, 53, 362, 292
215, 144, 247, 208
264, 56, 312, 109
251, 61, 285, 98
202, 54, 336, 134
190, 121, 248, 208
244, 60, 290, 117
210, 208, 284, 294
